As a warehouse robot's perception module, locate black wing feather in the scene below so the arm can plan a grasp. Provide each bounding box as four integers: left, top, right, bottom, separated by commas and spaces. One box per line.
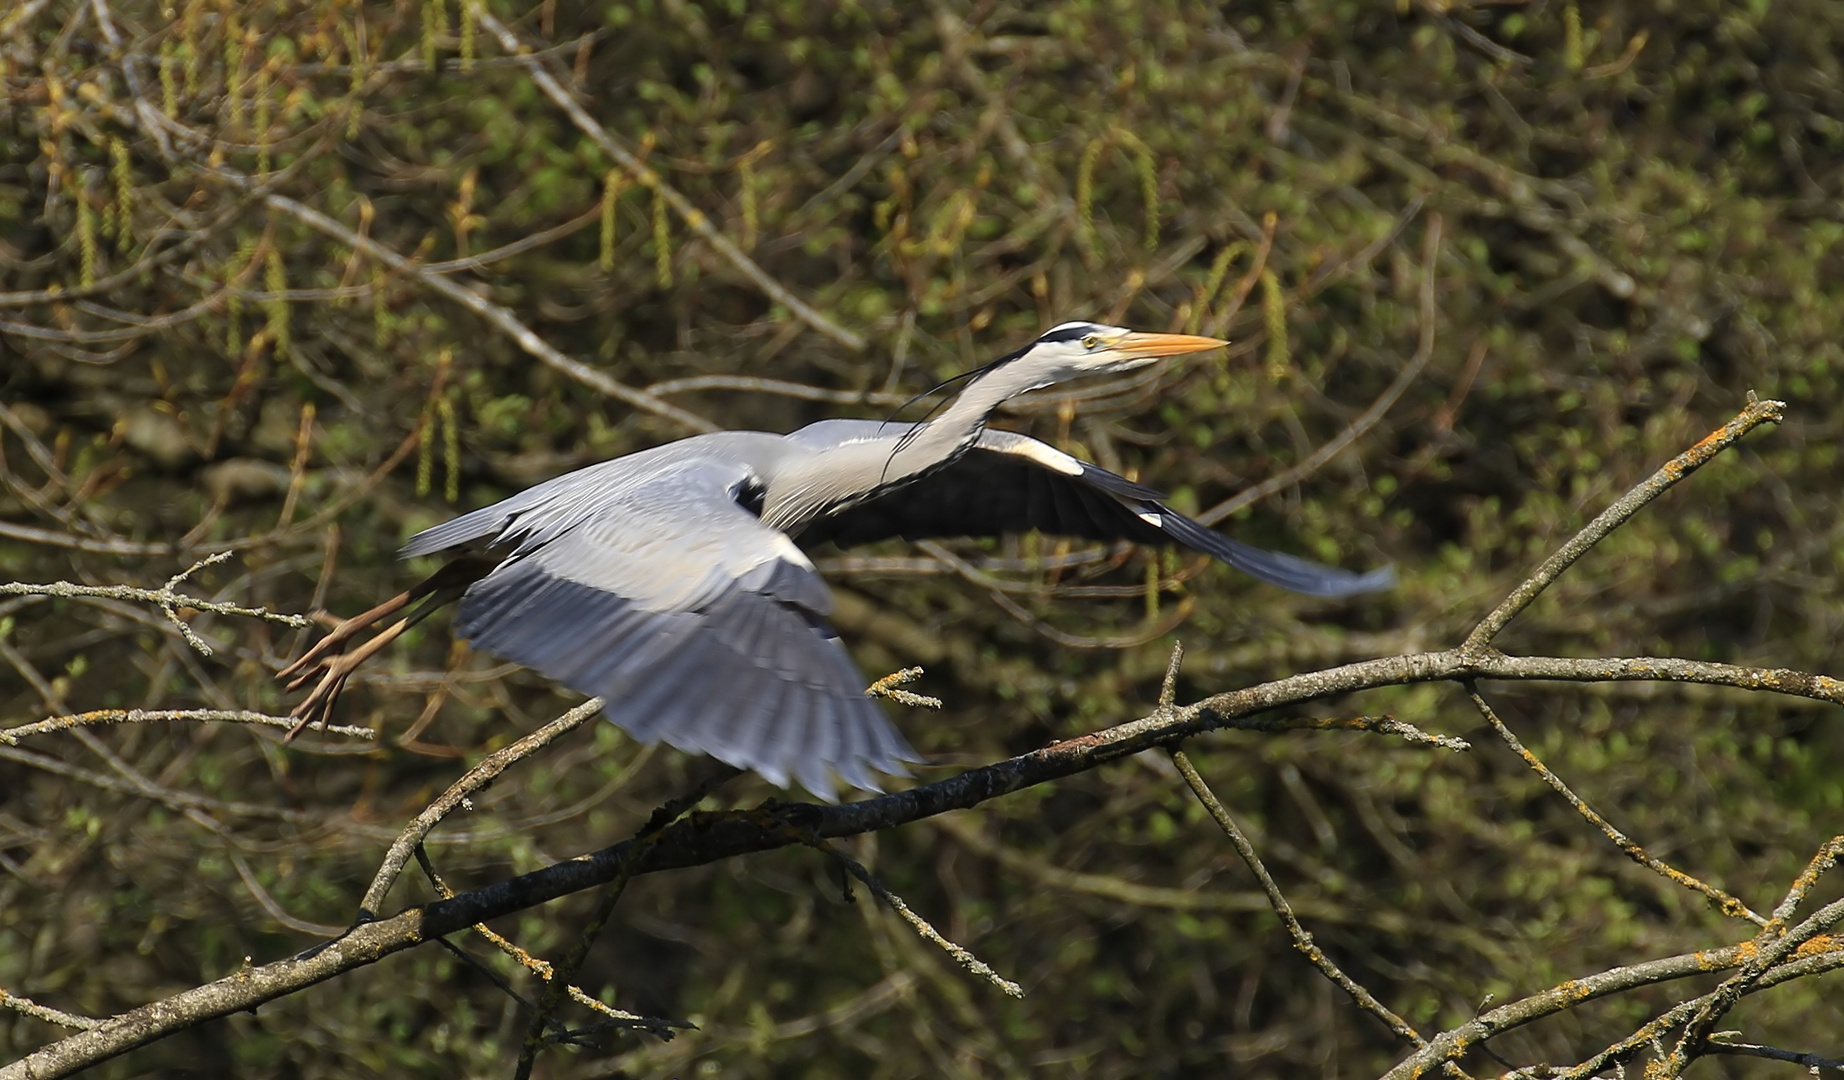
799, 447, 1167, 548
799, 444, 1392, 598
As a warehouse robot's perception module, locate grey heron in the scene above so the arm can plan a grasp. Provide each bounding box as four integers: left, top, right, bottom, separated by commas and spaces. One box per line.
281, 321, 1391, 798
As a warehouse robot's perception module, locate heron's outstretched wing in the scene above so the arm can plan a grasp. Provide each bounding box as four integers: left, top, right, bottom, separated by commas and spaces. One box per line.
798, 428, 1393, 598
403, 456, 915, 799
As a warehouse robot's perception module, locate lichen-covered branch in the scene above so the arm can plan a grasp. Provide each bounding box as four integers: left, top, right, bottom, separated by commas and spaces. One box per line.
8, 630, 1840, 1079
1463, 396, 1787, 651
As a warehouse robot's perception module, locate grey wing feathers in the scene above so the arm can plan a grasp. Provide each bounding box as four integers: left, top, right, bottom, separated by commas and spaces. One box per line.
400, 499, 521, 558
800, 429, 1391, 599
420, 458, 915, 799
400, 458, 645, 559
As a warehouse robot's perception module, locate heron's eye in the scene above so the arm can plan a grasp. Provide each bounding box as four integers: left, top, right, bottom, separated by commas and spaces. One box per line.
1081, 334, 1100, 349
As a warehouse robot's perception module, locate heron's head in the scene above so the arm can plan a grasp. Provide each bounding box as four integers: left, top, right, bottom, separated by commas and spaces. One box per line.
998, 321, 1228, 391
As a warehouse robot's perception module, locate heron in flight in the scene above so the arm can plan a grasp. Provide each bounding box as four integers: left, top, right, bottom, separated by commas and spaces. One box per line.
281, 321, 1390, 798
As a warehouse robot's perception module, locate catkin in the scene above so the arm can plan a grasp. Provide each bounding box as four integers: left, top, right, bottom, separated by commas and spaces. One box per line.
652, 186, 672, 288
599, 169, 621, 271
1261, 269, 1288, 383
1075, 137, 1104, 256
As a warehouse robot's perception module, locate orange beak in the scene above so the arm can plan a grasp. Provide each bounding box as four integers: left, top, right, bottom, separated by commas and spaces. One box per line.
1109, 331, 1230, 361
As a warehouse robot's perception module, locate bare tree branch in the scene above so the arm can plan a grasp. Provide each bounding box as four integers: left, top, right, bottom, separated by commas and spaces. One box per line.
1465, 685, 1766, 925
413, 848, 684, 1038
0, 991, 97, 1032
1464, 394, 1786, 651
513, 773, 733, 1079
1170, 746, 1438, 1058
1382, 934, 1844, 1078
1, 708, 371, 746
0, 519, 173, 556
823, 842, 1023, 998
262, 193, 721, 435
0, 552, 311, 657
1701, 1038, 1844, 1072
1660, 840, 1844, 1076
356, 697, 605, 915
7, 636, 1838, 1078
1543, 900, 1844, 1079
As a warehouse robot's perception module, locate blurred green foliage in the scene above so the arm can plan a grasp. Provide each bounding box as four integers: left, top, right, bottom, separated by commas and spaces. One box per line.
2, 0, 1842, 1076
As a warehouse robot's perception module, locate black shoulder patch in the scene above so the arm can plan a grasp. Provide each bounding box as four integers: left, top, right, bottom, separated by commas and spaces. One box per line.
734, 477, 767, 518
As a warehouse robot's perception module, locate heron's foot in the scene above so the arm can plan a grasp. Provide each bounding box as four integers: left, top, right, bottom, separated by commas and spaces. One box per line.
277, 591, 416, 684
277, 563, 485, 740
281, 618, 415, 739
278, 594, 421, 741
283, 655, 363, 740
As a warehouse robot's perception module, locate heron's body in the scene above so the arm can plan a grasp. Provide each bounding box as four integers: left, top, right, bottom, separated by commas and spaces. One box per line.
286, 322, 1391, 798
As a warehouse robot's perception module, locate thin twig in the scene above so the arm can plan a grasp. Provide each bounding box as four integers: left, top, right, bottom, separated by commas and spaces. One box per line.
1258, 714, 1470, 750
0, 559, 309, 649
1464, 394, 1787, 651
433, 937, 541, 1015
418, 202, 602, 274
866, 667, 942, 709
467, 4, 865, 352
0, 744, 310, 823
513, 772, 737, 1078
224, 846, 346, 937
263, 193, 718, 434
0, 989, 99, 1031
824, 843, 1023, 997
1662, 841, 1844, 1075
1158, 640, 1185, 708
645, 373, 912, 406
0, 520, 173, 556
1465, 684, 1765, 925
1168, 749, 1433, 1052
0, 191, 259, 307
1702, 1038, 1844, 1072
975, 567, 1196, 649
817, 544, 1119, 578
1767, 834, 1844, 931
1545, 902, 1844, 1080
1, 708, 371, 746
904, 538, 1141, 598
413, 848, 683, 1037
1204, 211, 1277, 339
356, 697, 606, 916
936, 813, 1476, 939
